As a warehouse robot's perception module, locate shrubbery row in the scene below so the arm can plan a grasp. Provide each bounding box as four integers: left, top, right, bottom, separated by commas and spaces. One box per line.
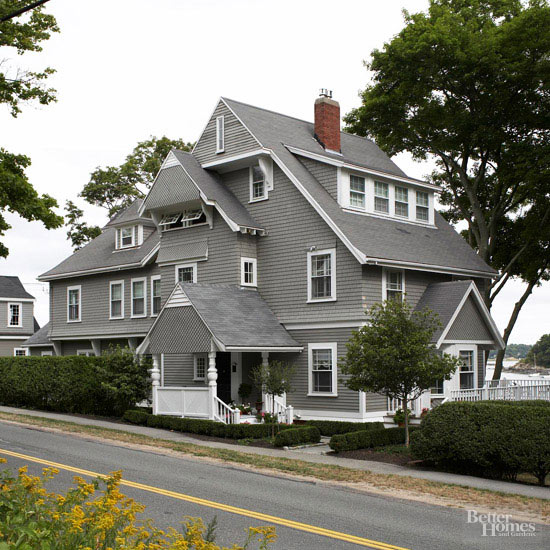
302, 420, 384, 436
273, 426, 321, 448
410, 402, 550, 485
122, 409, 295, 439
329, 426, 414, 452
0, 351, 149, 417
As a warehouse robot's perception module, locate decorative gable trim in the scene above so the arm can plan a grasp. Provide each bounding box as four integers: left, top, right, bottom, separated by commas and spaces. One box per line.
437, 282, 504, 349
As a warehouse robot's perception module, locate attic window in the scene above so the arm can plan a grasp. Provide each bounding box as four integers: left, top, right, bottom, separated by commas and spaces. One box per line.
216, 115, 224, 153
250, 165, 267, 202
159, 210, 206, 231
116, 225, 140, 249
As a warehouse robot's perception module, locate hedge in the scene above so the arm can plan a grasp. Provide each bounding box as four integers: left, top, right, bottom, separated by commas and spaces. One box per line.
0, 351, 149, 417
304, 420, 384, 436
123, 410, 295, 439
273, 427, 321, 448
410, 401, 550, 485
329, 426, 415, 452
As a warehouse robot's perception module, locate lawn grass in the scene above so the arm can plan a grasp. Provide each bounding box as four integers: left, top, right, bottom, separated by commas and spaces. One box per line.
0, 411, 548, 523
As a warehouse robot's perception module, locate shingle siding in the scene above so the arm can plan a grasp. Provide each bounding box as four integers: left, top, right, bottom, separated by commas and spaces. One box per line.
193, 101, 259, 165
0, 339, 27, 356
222, 166, 365, 323
50, 266, 160, 339
162, 353, 205, 387
446, 296, 494, 341
298, 157, 339, 201
0, 301, 35, 336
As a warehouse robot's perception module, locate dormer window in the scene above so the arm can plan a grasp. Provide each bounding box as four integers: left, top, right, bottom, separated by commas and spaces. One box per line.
349, 175, 366, 209
159, 209, 206, 231
374, 182, 389, 213
416, 191, 429, 222
216, 115, 224, 153
115, 225, 142, 249
250, 165, 267, 202
395, 187, 409, 218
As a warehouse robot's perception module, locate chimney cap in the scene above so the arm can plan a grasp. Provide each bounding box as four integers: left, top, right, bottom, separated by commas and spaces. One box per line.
319, 88, 333, 99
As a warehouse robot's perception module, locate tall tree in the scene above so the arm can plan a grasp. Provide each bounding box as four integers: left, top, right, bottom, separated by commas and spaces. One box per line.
65, 137, 193, 250
0, 1, 63, 256
341, 300, 460, 446
344, 0, 550, 379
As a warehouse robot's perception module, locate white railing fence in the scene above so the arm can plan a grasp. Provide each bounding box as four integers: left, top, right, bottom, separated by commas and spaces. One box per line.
213, 395, 240, 424
451, 379, 550, 402
155, 387, 210, 418
264, 394, 294, 424
387, 393, 430, 416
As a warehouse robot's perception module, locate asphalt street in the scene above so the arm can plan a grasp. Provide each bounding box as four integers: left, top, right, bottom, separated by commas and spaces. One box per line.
0, 422, 547, 550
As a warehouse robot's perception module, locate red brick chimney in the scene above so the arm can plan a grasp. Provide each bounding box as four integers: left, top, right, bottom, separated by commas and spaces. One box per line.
314, 89, 341, 153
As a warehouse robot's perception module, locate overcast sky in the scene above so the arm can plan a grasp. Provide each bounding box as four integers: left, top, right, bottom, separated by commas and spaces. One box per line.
1, 0, 548, 344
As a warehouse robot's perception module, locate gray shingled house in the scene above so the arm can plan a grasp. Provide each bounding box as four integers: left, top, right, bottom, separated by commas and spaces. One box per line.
0, 276, 40, 357
36, 92, 506, 423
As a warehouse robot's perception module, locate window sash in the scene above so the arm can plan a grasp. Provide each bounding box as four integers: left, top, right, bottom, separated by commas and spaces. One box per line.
395, 187, 409, 217
9, 304, 20, 326
311, 254, 332, 299
68, 289, 80, 321
216, 116, 224, 152
459, 351, 474, 389
152, 278, 161, 315
349, 176, 366, 209
14, 348, 27, 357
194, 355, 206, 380
110, 283, 123, 318
244, 262, 254, 284
416, 191, 429, 207
132, 281, 145, 316
120, 227, 134, 247
159, 213, 182, 226
385, 270, 404, 302
251, 165, 266, 200
177, 267, 194, 283
311, 349, 333, 393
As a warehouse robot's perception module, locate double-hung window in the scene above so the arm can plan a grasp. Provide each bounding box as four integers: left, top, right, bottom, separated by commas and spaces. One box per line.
176, 263, 197, 284
109, 281, 124, 319
250, 165, 266, 201
14, 348, 28, 357
416, 191, 429, 222
385, 270, 404, 302
194, 354, 207, 381
241, 257, 257, 287
349, 175, 366, 209
374, 181, 389, 213
120, 226, 135, 248
459, 350, 475, 389
308, 249, 336, 302
395, 186, 409, 218
308, 343, 337, 396
216, 115, 224, 153
131, 278, 146, 317
67, 286, 81, 322
8, 303, 22, 327
151, 276, 161, 316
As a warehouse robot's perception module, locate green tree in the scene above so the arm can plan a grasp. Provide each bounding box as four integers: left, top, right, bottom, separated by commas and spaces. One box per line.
344, 0, 550, 380
341, 300, 460, 445
66, 137, 194, 249
526, 334, 550, 367
0, 1, 63, 256
251, 360, 296, 435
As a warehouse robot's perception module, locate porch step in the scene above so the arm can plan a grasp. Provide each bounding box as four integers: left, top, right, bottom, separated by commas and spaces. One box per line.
239, 415, 260, 424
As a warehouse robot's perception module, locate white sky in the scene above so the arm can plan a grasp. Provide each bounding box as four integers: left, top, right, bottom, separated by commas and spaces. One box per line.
1, 0, 548, 344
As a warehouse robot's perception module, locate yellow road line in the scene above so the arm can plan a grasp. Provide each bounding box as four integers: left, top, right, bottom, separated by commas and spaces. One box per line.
0, 447, 409, 550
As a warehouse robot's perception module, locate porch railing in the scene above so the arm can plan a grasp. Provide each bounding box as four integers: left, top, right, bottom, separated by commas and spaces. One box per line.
451, 379, 550, 402
264, 394, 294, 424
155, 387, 209, 418
213, 395, 240, 424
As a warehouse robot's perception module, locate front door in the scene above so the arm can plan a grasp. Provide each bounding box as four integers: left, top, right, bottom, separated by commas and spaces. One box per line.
216, 352, 232, 404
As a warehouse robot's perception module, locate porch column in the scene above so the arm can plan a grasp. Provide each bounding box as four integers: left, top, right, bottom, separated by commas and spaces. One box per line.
91, 339, 101, 357
208, 350, 217, 420
261, 352, 269, 413
151, 354, 161, 415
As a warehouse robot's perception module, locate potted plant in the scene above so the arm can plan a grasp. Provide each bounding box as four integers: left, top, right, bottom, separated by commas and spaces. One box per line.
393, 408, 412, 427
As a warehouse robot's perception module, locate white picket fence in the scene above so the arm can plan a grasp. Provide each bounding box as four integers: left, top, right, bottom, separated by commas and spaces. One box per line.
450, 379, 550, 402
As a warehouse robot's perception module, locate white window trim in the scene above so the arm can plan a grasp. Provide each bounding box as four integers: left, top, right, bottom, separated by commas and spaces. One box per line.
131, 277, 147, 318
118, 226, 136, 249
150, 275, 161, 317
307, 342, 338, 397
382, 268, 405, 301
240, 257, 257, 287
109, 280, 125, 320
307, 248, 337, 303
216, 115, 224, 153
458, 347, 477, 390
175, 263, 197, 284
41, 350, 53, 356
13, 347, 28, 357
415, 190, 430, 223
67, 285, 81, 323
349, 174, 366, 211
249, 165, 268, 203
77, 349, 94, 357
7, 302, 22, 328
394, 186, 409, 219
194, 353, 207, 381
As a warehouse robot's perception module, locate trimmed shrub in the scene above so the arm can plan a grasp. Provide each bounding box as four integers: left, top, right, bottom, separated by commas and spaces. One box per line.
410, 401, 550, 485
273, 426, 321, 448
0, 351, 149, 417
122, 409, 150, 425
225, 423, 292, 439
304, 420, 384, 436
329, 426, 415, 452
477, 400, 550, 407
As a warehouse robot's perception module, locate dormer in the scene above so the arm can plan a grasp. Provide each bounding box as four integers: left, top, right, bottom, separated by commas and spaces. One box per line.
115, 224, 144, 249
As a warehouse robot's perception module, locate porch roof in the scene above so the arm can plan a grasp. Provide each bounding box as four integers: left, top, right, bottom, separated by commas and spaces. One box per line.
139, 283, 302, 354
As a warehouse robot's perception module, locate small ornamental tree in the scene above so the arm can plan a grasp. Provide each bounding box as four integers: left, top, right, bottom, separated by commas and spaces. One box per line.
251, 360, 296, 435
341, 300, 460, 445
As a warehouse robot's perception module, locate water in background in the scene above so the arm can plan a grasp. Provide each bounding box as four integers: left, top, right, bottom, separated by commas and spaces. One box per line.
485, 359, 550, 382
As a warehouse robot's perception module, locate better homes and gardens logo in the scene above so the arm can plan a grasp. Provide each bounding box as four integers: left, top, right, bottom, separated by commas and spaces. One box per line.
467, 511, 536, 537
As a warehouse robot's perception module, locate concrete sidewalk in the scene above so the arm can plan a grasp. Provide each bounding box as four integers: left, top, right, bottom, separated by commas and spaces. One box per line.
0, 405, 548, 499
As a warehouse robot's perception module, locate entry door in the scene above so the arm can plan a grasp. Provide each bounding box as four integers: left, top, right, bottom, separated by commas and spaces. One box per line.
216, 352, 232, 404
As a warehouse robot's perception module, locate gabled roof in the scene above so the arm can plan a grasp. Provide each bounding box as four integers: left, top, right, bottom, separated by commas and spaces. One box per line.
39, 224, 159, 281
221, 98, 495, 277
415, 280, 504, 348
139, 283, 302, 354
0, 276, 34, 300
105, 199, 155, 227
141, 150, 264, 233
23, 322, 53, 347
